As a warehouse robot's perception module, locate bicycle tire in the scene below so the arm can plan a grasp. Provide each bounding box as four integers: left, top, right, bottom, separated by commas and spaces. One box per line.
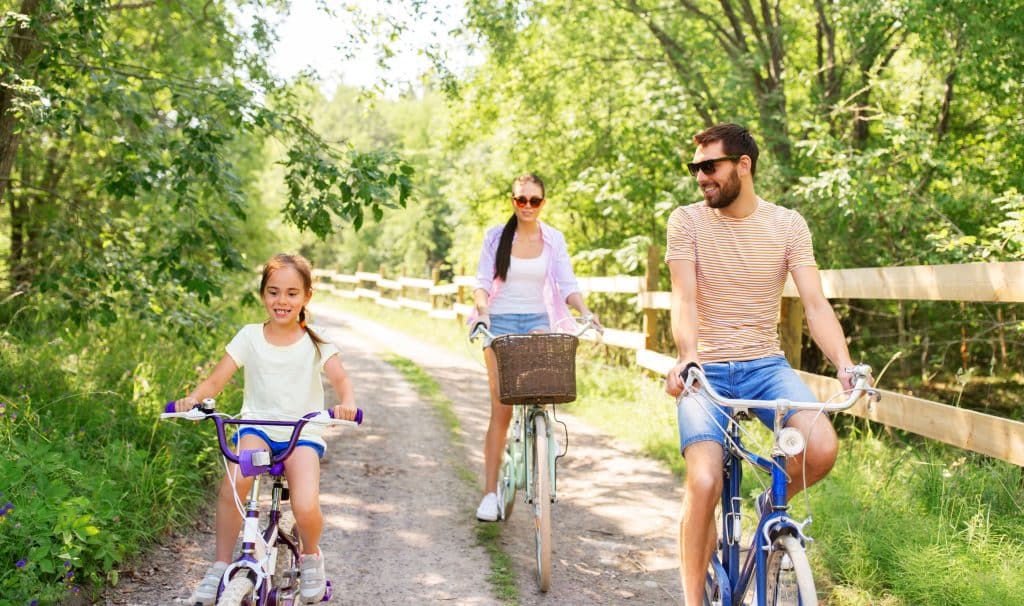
216, 574, 256, 606
532, 413, 552, 592
763, 533, 817, 606
271, 511, 300, 593
499, 445, 517, 520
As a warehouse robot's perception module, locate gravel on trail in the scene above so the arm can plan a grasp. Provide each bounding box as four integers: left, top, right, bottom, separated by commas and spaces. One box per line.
99, 306, 684, 605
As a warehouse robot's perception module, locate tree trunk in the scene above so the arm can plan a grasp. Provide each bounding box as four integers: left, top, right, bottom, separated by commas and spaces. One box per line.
0, 0, 44, 204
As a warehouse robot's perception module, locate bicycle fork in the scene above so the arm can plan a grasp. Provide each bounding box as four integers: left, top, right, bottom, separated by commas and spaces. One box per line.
524, 406, 558, 504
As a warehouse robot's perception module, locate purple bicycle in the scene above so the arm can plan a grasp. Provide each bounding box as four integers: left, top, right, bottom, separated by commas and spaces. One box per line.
161, 399, 362, 606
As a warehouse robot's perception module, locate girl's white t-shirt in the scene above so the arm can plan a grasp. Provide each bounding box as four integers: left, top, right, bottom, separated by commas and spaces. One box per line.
225, 323, 339, 447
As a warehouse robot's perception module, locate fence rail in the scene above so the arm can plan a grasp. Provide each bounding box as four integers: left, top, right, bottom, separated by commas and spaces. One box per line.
313, 259, 1024, 467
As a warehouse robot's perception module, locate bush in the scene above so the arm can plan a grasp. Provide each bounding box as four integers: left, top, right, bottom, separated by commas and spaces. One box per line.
0, 302, 244, 604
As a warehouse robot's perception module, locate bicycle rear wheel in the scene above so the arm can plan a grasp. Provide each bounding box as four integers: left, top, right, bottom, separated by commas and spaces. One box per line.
532, 413, 552, 592
763, 533, 817, 606
499, 443, 517, 520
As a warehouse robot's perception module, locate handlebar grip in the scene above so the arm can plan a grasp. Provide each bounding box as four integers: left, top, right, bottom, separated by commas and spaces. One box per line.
327, 407, 364, 425
680, 362, 701, 381
165, 401, 177, 414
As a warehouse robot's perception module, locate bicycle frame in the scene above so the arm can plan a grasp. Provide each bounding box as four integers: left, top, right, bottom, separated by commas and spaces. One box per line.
709, 414, 810, 606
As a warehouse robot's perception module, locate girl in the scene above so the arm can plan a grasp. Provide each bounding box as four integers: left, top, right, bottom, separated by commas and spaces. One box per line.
179, 253, 358, 605
467, 173, 599, 522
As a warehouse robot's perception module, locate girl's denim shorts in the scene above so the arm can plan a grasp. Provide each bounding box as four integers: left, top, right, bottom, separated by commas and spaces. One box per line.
232, 427, 326, 459
676, 356, 817, 455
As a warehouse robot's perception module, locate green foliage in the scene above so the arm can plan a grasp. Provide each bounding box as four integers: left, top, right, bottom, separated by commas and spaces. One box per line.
0, 300, 245, 602
1, 1, 412, 326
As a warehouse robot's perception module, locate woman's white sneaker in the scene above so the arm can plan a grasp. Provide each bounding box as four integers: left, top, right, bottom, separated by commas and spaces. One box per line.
476, 492, 500, 521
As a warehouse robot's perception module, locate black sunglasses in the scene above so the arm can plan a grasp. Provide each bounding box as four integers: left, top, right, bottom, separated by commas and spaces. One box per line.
686, 155, 742, 177
512, 195, 544, 208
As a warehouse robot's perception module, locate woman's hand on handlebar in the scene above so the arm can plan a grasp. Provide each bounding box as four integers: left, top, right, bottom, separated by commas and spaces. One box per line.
581, 312, 603, 333
332, 403, 359, 422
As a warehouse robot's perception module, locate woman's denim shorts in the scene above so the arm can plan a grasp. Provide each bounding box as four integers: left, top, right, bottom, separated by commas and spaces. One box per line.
676, 356, 817, 455
484, 312, 550, 347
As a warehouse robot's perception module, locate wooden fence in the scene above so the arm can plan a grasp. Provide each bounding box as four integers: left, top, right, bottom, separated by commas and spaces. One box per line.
314, 258, 1024, 468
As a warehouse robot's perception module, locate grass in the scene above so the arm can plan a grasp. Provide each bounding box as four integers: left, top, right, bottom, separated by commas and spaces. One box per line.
382, 353, 520, 604
325, 295, 1024, 606
0, 300, 245, 604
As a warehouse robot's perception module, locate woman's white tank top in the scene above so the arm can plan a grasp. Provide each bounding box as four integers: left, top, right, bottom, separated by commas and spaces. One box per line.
489, 249, 549, 315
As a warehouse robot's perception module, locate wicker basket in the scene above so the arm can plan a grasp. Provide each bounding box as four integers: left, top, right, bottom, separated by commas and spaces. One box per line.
491, 333, 579, 405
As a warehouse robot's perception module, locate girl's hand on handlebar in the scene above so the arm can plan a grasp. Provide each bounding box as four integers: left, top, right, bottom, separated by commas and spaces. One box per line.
175, 396, 198, 412
333, 403, 359, 422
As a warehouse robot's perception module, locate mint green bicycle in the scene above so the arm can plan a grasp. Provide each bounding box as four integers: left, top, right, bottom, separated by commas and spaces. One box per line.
470, 317, 599, 591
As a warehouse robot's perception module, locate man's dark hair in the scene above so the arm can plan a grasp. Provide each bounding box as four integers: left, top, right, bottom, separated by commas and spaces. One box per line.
693, 123, 759, 177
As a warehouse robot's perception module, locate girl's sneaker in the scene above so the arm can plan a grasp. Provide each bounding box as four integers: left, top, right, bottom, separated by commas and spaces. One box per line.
299, 550, 327, 603
190, 561, 228, 606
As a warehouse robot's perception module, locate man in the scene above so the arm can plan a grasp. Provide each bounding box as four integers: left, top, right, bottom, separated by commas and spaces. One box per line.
663, 123, 864, 604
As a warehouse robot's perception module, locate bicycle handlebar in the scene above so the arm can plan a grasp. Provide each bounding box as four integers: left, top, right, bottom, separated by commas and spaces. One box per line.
160, 400, 362, 467
161, 401, 363, 426
468, 314, 602, 343
681, 363, 879, 413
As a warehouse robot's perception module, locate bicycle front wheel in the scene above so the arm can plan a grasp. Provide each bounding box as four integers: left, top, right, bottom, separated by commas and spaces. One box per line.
764, 533, 817, 606
531, 413, 552, 592
216, 574, 256, 606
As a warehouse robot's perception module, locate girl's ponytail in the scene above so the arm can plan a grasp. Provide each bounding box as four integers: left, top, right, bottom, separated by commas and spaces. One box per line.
299, 307, 326, 356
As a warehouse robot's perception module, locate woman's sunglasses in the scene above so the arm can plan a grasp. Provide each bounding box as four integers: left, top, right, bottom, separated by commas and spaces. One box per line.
512, 195, 544, 208
686, 155, 742, 177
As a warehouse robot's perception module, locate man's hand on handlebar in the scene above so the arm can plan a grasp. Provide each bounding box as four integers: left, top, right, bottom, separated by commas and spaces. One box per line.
665, 359, 701, 397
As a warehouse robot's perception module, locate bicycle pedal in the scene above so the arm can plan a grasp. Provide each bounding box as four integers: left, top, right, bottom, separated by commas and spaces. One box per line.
281, 487, 289, 501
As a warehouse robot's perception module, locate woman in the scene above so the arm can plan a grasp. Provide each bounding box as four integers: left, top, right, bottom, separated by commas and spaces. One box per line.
468, 173, 598, 521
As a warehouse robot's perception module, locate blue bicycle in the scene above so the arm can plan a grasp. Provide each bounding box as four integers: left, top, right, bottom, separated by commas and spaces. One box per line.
679, 364, 877, 606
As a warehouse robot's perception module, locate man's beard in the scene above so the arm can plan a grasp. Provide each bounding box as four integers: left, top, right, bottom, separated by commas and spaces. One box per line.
704, 170, 741, 209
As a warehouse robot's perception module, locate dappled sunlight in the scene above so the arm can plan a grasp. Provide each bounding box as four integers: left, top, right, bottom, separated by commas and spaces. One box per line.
322, 511, 361, 532
405, 451, 440, 468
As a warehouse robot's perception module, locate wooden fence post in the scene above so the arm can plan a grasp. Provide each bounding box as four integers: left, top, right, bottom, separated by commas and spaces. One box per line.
643, 244, 661, 351
430, 267, 441, 312
780, 297, 804, 369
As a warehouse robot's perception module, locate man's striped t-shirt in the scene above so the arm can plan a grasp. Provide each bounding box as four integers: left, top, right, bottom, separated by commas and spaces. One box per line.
665, 199, 817, 363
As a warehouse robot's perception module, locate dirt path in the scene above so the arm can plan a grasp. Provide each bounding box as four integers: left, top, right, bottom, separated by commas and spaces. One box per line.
100, 307, 683, 605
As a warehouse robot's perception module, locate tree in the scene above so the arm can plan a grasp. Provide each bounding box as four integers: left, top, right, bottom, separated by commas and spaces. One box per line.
0, 1, 412, 324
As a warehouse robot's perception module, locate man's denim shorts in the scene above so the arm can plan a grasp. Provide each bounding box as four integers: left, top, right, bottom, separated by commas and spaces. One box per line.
676, 356, 817, 455
232, 427, 326, 459
484, 312, 550, 347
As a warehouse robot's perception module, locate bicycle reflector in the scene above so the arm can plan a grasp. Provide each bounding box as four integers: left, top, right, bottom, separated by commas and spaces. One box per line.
777, 427, 806, 457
